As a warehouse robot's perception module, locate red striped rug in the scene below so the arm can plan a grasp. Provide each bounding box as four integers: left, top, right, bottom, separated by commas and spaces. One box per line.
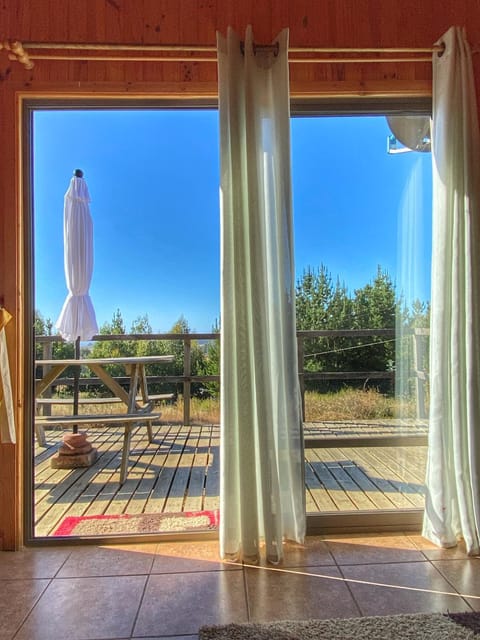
53, 509, 219, 536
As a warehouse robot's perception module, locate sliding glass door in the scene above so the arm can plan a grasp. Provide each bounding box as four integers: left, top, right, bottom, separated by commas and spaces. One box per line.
290, 105, 431, 531
25, 98, 431, 543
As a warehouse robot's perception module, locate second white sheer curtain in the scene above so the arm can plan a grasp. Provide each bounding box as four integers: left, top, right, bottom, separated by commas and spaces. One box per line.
217, 26, 306, 564
423, 26, 480, 556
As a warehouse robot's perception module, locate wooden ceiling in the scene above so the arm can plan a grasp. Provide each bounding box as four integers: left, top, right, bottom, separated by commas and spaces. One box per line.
2, 0, 479, 97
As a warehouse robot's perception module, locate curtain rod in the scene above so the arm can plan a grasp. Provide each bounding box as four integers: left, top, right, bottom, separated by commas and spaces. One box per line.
20, 42, 446, 53
4, 39, 479, 70
25, 53, 435, 64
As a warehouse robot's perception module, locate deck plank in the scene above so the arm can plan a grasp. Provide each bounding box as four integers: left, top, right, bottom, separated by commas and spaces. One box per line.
305, 449, 358, 511
304, 460, 338, 512
183, 429, 210, 512
317, 447, 398, 510
164, 426, 202, 513
143, 424, 189, 514
342, 447, 420, 509
123, 424, 178, 515
34, 421, 427, 537
374, 446, 427, 483
203, 426, 220, 511
364, 447, 426, 506
35, 431, 126, 535
350, 447, 425, 508
320, 453, 377, 511
105, 424, 181, 515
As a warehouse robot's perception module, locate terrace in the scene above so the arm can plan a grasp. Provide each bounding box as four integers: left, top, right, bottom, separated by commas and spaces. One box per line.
32, 330, 429, 539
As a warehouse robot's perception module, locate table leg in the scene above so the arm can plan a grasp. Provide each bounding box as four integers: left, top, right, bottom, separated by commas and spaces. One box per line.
139, 365, 149, 403
89, 364, 130, 406
128, 365, 140, 412
36, 364, 68, 397
119, 422, 134, 484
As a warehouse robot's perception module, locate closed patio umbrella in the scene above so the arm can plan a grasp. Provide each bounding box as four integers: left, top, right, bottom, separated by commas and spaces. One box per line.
55, 169, 98, 431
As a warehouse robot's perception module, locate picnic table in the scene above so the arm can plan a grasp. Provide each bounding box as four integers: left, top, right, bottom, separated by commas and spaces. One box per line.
35, 355, 175, 482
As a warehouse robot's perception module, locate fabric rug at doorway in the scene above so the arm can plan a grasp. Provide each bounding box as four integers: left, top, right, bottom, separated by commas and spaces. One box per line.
199, 611, 480, 640
53, 509, 219, 536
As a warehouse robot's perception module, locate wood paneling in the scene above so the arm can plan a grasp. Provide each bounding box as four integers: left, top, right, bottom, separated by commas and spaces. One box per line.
1, 0, 480, 549
3, 0, 478, 91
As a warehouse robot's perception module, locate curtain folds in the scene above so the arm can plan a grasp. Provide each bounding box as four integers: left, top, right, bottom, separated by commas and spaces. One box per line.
423, 26, 480, 555
217, 26, 306, 564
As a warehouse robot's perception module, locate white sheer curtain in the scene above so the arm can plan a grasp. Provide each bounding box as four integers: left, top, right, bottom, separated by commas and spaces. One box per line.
423, 26, 480, 556
217, 26, 306, 564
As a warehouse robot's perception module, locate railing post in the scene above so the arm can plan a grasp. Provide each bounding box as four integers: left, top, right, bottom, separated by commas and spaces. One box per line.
413, 330, 426, 419
183, 337, 191, 426
40, 340, 53, 416
297, 334, 305, 421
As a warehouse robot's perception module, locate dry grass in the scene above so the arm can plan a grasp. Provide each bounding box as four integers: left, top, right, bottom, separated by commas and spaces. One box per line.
48, 388, 419, 425
304, 388, 394, 421
162, 388, 407, 424
159, 396, 220, 424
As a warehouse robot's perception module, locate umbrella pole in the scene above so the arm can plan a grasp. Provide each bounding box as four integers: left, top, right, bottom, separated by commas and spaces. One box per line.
51, 334, 97, 469
51, 168, 98, 468
73, 336, 80, 433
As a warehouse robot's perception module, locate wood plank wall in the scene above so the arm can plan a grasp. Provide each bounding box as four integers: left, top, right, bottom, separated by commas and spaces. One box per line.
1, 0, 479, 549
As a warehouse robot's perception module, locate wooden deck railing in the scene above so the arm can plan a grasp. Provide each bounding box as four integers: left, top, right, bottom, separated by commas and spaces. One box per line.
35, 328, 429, 424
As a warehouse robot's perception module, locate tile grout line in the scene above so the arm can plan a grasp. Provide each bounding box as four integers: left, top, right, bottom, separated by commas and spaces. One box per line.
241, 562, 253, 622
12, 548, 77, 639
240, 559, 480, 600
125, 570, 152, 639
323, 538, 364, 617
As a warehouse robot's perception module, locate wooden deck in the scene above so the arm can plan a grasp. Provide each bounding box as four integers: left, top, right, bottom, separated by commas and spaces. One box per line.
34, 420, 427, 538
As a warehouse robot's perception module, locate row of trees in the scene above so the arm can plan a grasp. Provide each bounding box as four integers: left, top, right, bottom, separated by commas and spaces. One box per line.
295, 265, 429, 392
35, 264, 429, 398
35, 310, 209, 397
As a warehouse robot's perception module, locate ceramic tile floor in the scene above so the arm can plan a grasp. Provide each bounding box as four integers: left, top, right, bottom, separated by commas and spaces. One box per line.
0, 533, 479, 639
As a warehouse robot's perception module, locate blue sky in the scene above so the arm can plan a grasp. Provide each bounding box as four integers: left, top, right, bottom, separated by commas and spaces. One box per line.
33, 109, 432, 334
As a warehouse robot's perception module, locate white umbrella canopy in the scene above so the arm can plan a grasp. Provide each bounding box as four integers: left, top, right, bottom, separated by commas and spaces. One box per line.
55, 170, 98, 432
55, 169, 98, 343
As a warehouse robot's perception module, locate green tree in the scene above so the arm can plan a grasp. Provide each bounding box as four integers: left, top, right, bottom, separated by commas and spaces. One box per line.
350, 266, 396, 374
90, 309, 130, 357
89, 310, 171, 387
295, 265, 355, 382
296, 265, 333, 376
127, 314, 159, 356
88, 309, 132, 383
34, 310, 50, 360
165, 315, 207, 397
353, 266, 396, 330
395, 297, 430, 402
295, 265, 334, 330
323, 278, 355, 371
295, 265, 398, 392
34, 309, 52, 337
34, 309, 74, 360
